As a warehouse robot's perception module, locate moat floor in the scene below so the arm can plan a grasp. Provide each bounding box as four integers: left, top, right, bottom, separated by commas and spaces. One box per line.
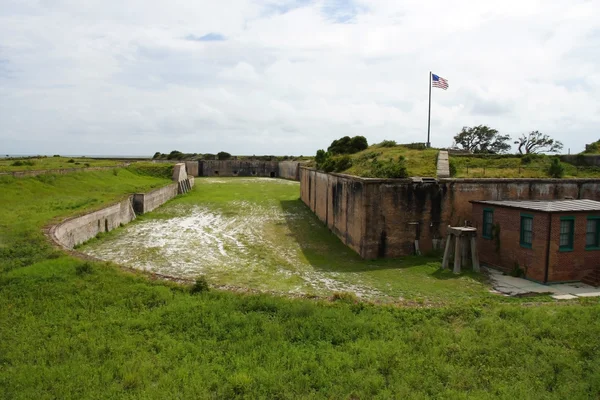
81, 177, 489, 303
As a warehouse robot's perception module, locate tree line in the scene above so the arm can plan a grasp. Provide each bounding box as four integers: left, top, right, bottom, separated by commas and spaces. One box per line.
452, 126, 564, 154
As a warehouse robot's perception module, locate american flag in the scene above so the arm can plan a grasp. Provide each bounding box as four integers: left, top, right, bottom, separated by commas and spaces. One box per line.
431, 73, 449, 90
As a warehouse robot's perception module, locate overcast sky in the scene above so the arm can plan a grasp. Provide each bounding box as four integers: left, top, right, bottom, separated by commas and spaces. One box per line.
1, 0, 599, 156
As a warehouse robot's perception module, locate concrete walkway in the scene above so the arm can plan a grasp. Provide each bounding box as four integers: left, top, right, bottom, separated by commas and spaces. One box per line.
436, 150, 450, 178
484, 267, 600, 300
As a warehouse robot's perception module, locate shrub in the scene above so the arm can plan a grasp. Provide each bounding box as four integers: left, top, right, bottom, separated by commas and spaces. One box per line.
379, 140, 397, 148
191, 276, 210, 294
547, 157, 565, 178
331, 292, 358, 303
112, 168, 119, 176
53, 154, 60, 157
75, 262, 94, 276
327, 136, 369, 155
167, 150, 184, 160
217, 151, 232, 160
152, 152, 162, 159
11, 160, 35, 167
67, 159, 75, 163
84, 163, 90, 167
372, 157, 408, 178
321, 155, 352, 173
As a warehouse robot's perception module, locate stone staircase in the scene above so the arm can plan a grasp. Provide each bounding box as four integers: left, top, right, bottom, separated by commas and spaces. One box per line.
436, 150, 450, 178
581, 268, 600, 287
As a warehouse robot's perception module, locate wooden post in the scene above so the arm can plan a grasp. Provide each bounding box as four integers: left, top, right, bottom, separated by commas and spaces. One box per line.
453, 233, 462, 274
470, 235, 480, 272
442, 235, 453, 269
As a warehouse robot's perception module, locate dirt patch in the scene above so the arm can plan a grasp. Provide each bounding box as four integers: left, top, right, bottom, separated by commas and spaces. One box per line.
82, 194, 380, 298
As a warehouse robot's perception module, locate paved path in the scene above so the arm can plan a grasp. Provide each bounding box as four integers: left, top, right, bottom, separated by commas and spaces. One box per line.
436, 150, 450, 178
485, 267, 600, 299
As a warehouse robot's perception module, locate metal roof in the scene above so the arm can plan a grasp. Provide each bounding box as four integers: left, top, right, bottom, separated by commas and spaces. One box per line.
471, 199, 600, 213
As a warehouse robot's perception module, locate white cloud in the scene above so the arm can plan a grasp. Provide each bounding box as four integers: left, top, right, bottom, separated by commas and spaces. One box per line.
1, 0, 599, 156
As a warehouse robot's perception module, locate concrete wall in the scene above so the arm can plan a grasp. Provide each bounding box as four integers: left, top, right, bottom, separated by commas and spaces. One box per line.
50, 164, 194, 251
133, 184, 178, 214
51, 198, 136, 249
185, 161, 199, 177
300, 167, 600, 259
0, 165, 127, 178
200, 160, 279, 177
278, 161, 302, 180
560, 154, 600, 167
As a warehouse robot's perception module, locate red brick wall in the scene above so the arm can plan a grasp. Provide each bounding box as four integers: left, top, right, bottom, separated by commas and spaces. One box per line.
548, 213, 600, 282
472, 204, 549, 282
300, 167, 600, 261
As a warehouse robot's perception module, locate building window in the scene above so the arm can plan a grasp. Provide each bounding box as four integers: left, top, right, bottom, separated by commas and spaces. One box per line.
520, 214, 533, 248
482, 209, 494, 239
559, 217, 574, 252
586, 217, 600, 250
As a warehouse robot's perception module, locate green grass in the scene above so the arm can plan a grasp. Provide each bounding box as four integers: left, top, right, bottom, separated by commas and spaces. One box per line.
451, 155, 600, 178
1, 172, 600, 398
343, 144, 439, 177
0, 156, 125, 172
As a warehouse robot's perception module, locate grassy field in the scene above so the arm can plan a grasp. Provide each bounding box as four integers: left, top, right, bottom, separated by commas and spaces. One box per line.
0, 156, 126, 173
451, 155, 600, 178
81, 178, 488, 304
1, 171, 600, 398
343, 144, 439, 177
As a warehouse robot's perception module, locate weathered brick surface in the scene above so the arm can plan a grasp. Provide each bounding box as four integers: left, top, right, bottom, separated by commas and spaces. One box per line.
300, 167, 600, 262
200, 160, 279, 177
472, 204, 549, 282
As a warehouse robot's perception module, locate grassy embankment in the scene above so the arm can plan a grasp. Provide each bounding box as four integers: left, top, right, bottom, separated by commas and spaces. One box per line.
0, 156, 126, 173
451, 154, 600, 178
1, 169, 600, 398
341, 144, 439, 177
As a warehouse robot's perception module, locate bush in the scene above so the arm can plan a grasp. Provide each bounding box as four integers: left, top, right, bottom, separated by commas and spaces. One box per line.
152, 152, 162, 159
53, 154, 60, 157
331, 292, 358, 303
191, 276, 210, 294
521, 153, 545, 165
547, 157, 565, 178
378, 140, 397, 148
75, 262, 94, 276
217, 151, 232, 160
11, 160, 35, 167
167, 150, 184, 160
67, 159, 75, 163
327, 136, 369, 155
321, 155, 352, 173
372, 157, 408, 178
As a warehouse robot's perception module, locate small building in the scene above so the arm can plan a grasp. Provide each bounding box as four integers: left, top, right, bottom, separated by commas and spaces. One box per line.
471, 199, 600, 285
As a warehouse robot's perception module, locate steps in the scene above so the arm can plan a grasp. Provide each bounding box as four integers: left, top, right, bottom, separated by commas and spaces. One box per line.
581, 268, 600, 287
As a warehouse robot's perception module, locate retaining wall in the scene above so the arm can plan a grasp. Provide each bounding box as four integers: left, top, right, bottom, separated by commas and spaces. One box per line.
560, 154, 600, 167
51, 198, 136, 249
278, 161, 303, 180
50, 165, 194, 251
133, 184, 178, 214
300, 167, 600, 259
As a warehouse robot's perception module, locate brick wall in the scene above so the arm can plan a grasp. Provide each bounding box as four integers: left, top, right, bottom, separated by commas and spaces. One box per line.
472, 203, 549, 282
299, 167, 600, 260
548, 213, 600, 282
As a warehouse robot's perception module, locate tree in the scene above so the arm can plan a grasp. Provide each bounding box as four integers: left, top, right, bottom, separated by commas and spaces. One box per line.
453, 125, 511, 154
514, 131, 563, 154
217, 151, 232, 160
315, 149, 328, 166
327, 136, 369, 155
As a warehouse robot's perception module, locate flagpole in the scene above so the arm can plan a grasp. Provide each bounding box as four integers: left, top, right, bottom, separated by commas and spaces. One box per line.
427, 71, 432, 148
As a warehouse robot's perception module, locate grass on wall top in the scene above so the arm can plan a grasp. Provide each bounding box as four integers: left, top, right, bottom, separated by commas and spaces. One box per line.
342, 144, 439, 178
0, 156, 125, 172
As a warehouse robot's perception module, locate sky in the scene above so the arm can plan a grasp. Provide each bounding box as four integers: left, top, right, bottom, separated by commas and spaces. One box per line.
1, 0, 599, 156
